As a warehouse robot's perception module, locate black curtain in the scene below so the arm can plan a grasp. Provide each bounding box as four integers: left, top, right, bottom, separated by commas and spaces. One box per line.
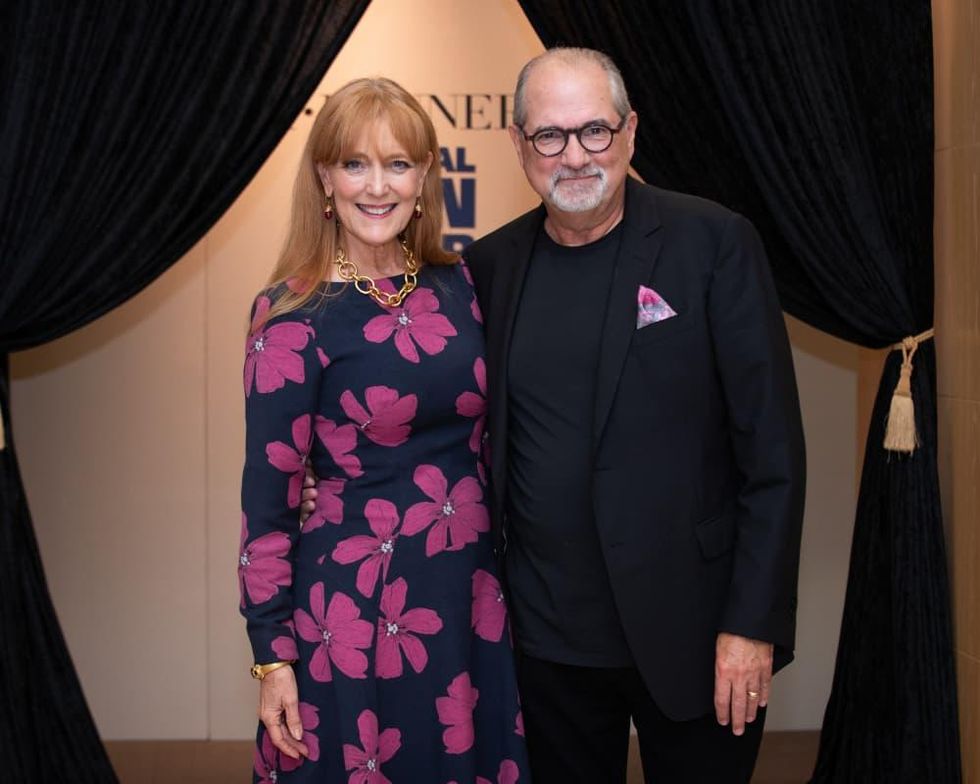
517, 2, 959, 782
0, 2, 368, 780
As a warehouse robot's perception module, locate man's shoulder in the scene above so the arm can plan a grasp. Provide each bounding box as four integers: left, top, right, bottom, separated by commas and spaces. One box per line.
466, 205, 543, 261
630, 179, 739, 233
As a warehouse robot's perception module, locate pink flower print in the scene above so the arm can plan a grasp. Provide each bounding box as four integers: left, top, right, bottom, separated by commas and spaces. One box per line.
363, 287, 458, 363
471, 569, 507, 643
402, 465, 490, 557
294, 584, 373, 682
239, 514, 292, 607
245, 295, 315, 397
340, 386, 417, 447
270, 618, 298, 660
314, 416, 363, 478
436, 672, 479, 755
376, 577, 443, 679
317, 347, 330, 367
271, 634, 299, 661
477, 760, 521, 784
265, 414, 313, 508
455, 358, 487, 454
286, 276, 311, 293
343, 709, 401, 784
515, 710, 524, 737
331, 499, 400, 598
279, 702, 322, 772
460, 261, 484, 323
254, 729, 280, 784
303, 477, 346, 533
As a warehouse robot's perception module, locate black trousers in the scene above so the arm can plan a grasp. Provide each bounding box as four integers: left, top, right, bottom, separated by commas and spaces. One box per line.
516, 654, 765, 784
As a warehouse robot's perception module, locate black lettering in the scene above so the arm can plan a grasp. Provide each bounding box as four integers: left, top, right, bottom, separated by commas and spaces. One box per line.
465, 94, 493, 130
428, 95, 458, 128
500, 93, 514, 129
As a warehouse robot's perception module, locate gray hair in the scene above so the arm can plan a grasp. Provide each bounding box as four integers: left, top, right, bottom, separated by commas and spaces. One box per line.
512, 47, 632, 128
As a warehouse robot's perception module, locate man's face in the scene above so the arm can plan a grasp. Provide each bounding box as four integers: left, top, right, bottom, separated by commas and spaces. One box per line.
510, 59, 637, 217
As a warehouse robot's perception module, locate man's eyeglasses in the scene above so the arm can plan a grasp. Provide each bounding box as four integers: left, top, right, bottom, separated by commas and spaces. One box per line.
520, 118, 627, 157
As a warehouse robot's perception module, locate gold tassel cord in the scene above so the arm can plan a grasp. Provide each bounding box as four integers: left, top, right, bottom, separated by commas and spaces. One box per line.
883, 327, 934, 454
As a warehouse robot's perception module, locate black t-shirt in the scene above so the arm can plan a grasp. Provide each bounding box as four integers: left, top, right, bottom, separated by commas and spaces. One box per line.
505, 223, 633, 667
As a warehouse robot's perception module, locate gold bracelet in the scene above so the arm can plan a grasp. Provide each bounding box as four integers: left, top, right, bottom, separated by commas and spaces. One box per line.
250, 660, 296, 680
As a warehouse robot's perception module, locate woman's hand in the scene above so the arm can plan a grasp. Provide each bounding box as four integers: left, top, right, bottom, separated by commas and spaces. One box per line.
258, 665, 309, 760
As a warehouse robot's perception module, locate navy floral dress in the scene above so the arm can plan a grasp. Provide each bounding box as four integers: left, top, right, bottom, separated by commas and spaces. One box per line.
239, 262, 528, 784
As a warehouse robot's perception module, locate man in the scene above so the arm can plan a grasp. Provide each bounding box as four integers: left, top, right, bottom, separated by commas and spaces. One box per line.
462, 48, 805, 783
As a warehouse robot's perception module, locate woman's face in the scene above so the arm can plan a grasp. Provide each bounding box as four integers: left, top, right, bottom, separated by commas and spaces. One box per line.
317, 120, 431, 261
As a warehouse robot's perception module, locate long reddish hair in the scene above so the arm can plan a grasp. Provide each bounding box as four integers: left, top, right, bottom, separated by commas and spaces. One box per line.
264, 77, 454, 323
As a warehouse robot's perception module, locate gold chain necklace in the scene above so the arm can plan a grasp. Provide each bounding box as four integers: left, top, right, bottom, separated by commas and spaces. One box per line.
334, 237, 419, 308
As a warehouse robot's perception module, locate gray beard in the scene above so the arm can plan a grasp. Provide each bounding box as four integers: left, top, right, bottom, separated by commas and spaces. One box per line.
547, 166, 607, 212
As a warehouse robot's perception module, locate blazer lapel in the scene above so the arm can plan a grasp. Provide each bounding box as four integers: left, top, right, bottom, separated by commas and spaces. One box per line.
593, 179, 664, 446
486, 206, 544, 507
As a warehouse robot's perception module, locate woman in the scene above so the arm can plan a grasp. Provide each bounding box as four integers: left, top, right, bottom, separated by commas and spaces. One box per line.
239, 77, 528, 783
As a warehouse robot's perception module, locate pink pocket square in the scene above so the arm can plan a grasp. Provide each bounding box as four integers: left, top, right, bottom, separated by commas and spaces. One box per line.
637, 285, 677, 328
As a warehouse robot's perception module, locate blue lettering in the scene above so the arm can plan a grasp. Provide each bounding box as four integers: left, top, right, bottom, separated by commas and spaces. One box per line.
443, 234, 474, 253
440, 146, 476, 173
442, 179, 475, 227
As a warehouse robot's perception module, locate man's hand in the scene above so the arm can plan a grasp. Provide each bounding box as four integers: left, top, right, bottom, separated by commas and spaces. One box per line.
258, 665, 309, 760
714, 632, 773, 736
299, 462, 317, 524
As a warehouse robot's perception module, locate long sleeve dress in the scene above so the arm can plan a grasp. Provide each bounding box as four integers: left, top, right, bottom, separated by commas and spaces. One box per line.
239, 262, 529, 784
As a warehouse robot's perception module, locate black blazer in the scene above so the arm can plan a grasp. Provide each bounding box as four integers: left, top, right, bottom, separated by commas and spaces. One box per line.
464, 178, 806, 720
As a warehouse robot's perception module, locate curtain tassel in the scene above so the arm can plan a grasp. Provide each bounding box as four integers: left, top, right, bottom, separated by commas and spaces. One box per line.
883, 328, 934, 453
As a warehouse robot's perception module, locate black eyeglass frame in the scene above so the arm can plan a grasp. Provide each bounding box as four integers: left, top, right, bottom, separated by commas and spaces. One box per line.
519, 116, 628, 157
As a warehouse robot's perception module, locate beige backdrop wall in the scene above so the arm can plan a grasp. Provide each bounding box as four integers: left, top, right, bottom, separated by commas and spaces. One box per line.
10, 0, 857, 740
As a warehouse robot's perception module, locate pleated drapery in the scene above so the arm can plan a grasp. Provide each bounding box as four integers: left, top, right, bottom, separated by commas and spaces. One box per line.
0, 2, 368, 779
